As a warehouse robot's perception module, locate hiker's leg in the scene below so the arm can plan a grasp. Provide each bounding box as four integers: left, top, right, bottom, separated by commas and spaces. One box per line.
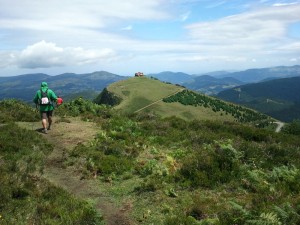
42, 119, 47, 129
47, 110, 53, 129
41, 112, 47, 129
48, 116, 52, 128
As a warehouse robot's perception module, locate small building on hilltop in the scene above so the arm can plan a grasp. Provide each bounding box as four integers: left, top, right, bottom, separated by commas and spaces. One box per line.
135, 72, 144, 77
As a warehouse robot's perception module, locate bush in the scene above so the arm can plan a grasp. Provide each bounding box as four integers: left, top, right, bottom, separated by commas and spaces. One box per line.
0, 99, 39, 122
179, 140, 242, 188
282, 120, 300, 135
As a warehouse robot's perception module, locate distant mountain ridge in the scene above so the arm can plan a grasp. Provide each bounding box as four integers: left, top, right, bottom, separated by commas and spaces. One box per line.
217, 76, 300, 122
148, 71, 194, 84
216, 65, 300, 83
1, 65, 299, 104
0, 71, 127, 103
148, 65, 300, 95
183, 75, 244, 95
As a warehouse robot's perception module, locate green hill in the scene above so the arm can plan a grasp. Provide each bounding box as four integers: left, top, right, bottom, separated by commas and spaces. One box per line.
96, 76, 273, 125
217, 76, 300, 122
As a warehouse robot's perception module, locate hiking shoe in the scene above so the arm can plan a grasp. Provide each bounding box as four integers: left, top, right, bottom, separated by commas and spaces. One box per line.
42, 129, 48, 134
47, 126, 51, 130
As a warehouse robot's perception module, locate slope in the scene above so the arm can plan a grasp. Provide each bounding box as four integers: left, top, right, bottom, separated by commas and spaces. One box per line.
2, 99, 300, 225
17, 117, 132, 225
99, 76, 272, 125
217, 76, 300, 122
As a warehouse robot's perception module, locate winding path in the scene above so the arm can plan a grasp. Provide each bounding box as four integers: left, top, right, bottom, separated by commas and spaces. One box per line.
274, 121, 285, 133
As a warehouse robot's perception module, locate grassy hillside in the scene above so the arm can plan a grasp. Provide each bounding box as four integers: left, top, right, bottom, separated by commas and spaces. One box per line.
98, 76, 272, 125
1, 98, 300, 224
217, 76, 300, 122
51, 100, 300, 224
0, 100, 103, 224
106, 76, 184, 113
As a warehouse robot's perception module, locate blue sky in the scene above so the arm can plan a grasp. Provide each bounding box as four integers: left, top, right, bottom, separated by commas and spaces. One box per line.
0, 0, 300, 76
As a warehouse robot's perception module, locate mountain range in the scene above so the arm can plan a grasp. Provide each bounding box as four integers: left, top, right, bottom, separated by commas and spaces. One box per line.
214, 65, 300, 82
0, 71, 127, 103
148, 65, 300, 95
1, 65, 300, 121
182, 75, 244, 95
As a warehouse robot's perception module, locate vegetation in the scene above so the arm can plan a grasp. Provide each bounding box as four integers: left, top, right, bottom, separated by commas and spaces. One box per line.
1, 95, 300, 225
282, 119, 300, 135
94, 87, 122, 106
0, 99, 39, 123
100, 77, 274, 124
217, 76, 300, 122
0, 100, 103, 224
163, 89, 272, 126
104, 76, 183, 114
53, 98, 300, 224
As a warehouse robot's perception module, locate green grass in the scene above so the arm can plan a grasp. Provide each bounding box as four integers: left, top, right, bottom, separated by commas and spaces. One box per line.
0, 99, 39, 123
105, 77, 272, 125
57, 100, 300, 224
0, 122, 103, 225
1, 98, 299, 225
108, 77, 183, 113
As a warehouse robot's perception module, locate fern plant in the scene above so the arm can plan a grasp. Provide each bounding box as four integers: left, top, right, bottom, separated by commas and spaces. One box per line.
247, 212, 282, 225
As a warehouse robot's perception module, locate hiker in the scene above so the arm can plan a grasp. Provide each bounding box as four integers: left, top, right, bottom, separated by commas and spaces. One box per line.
33, 82, 58, 134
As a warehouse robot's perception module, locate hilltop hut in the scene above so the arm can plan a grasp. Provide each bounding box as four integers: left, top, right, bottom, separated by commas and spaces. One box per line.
135, 72, 144, 77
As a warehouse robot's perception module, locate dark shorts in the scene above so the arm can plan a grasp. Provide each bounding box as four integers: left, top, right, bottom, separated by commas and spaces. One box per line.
41, 111, 53, 119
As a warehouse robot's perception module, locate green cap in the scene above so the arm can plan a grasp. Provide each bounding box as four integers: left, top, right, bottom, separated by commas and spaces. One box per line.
40, 82, 48, 92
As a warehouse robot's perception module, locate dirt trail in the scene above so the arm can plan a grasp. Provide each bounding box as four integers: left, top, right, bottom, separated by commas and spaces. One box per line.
18, 117, 133, 225
134, 88, 184, 113
274, 121, 285, 133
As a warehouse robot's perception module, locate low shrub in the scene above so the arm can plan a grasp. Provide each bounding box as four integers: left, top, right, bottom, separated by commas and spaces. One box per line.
0, 99, 39, 122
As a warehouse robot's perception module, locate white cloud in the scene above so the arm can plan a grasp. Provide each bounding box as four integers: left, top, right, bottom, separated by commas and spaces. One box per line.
273, 2, 299, 7
290, 58, 299, 62
0, 0, 170, 31
179, 11, 191, 21
121, 25, 133, 31
186, 3, 300, 44
6, 41, 117, 69
0, 0, 300, 75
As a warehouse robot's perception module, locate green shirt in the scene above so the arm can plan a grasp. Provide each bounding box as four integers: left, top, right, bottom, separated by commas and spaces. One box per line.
33, 88, 57, 112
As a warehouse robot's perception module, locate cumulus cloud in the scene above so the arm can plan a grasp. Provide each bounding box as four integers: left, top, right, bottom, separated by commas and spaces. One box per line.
7, 41, 117, 69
